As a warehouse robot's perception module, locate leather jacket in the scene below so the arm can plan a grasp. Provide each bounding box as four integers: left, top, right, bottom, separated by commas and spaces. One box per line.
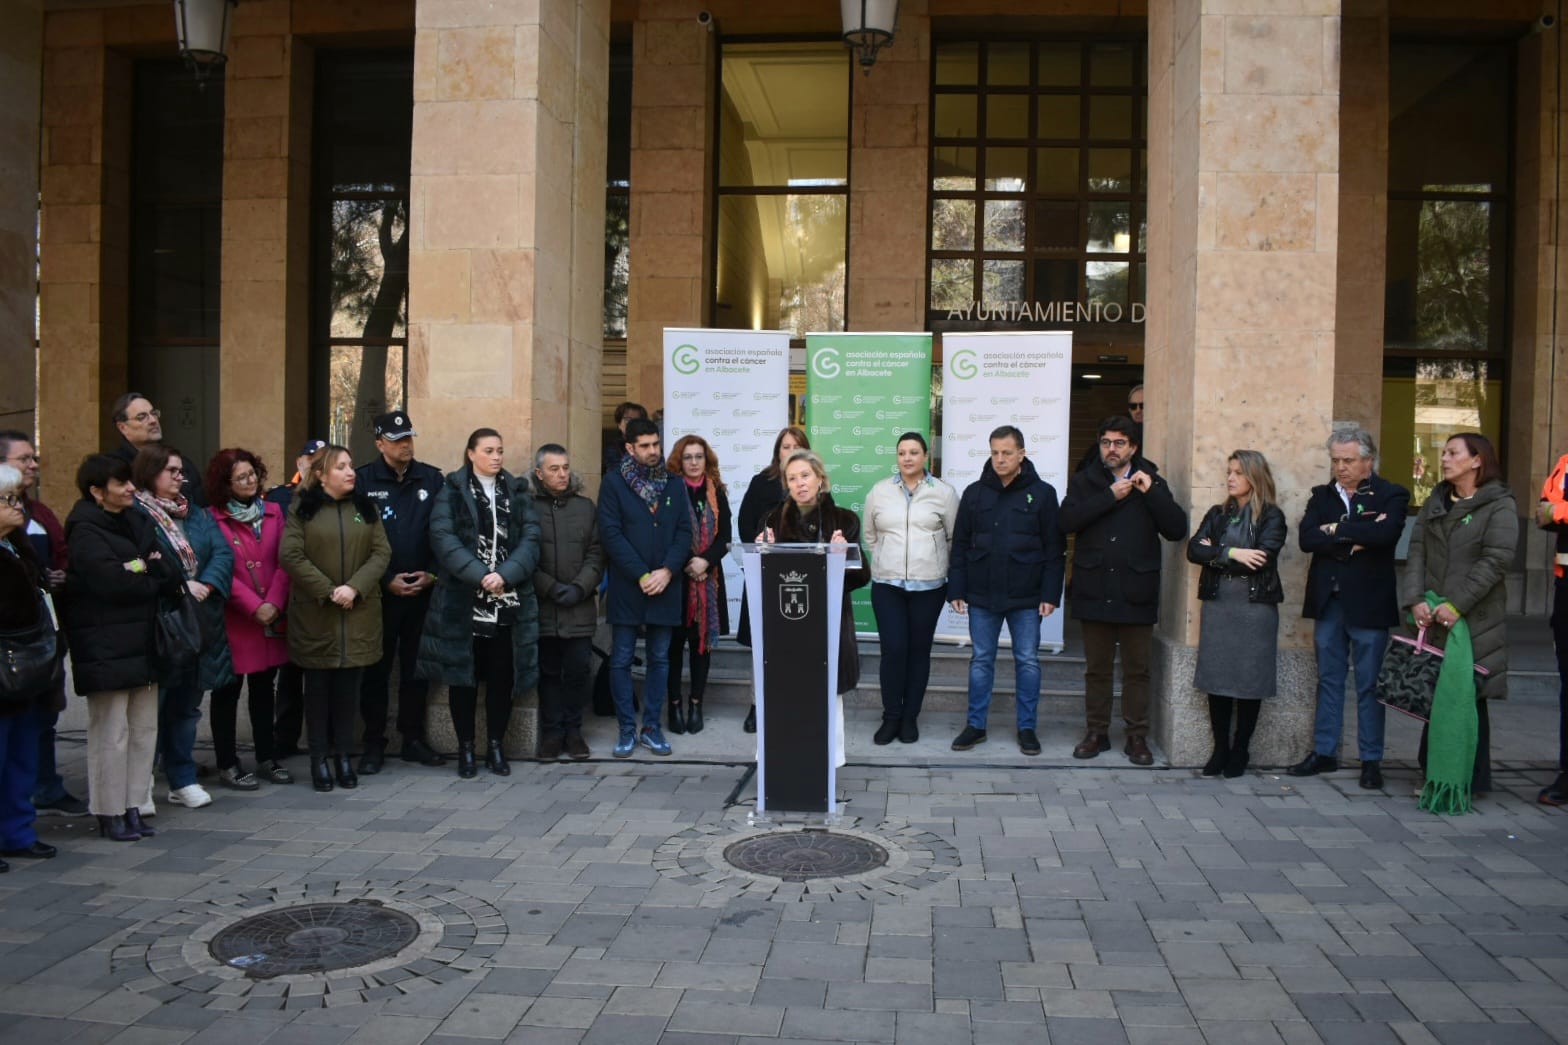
1186, 502, 1287, 604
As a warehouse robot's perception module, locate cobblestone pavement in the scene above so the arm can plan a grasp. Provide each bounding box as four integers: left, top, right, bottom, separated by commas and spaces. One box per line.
3, 742, 1568, 1045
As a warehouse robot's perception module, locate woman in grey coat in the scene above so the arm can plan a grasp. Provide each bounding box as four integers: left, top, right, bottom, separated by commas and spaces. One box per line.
1400, 432, 1518, 794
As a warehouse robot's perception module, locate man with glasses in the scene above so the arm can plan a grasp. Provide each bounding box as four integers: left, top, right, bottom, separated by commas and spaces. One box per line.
108, 392, 203, 505
1059, 416, 1188, 765
1126, 384, 1145, 426
0, 431, 85, 816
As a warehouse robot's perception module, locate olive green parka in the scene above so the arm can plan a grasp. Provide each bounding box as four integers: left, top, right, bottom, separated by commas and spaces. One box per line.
279, 486, 392, 670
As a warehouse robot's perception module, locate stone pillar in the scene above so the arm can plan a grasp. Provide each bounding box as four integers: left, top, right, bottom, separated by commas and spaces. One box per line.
219, 0, 312, 480
624, 3, 714, 420
847, 3, 928, 331
0, 0, 42, 436
1146, 1, 1342, 766
407, 0, 610, 751
36, 9, 133, 506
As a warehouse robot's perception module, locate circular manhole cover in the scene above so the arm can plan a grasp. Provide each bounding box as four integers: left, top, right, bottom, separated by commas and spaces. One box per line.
208, 901, 420, 979
723, 831, 889, 882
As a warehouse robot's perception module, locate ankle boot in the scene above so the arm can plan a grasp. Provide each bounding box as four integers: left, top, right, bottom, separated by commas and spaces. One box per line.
1201, 742, 1229, 777
1223, 746, 1249, 778
486, 739, 511, 776
667, 696, 687, 735
124, 807, 155, 837
687, 698, 704, 734
334, 754, 358, 789
458, 742, 478, 779
97, 814, 140, 842
312, 757, 334, 792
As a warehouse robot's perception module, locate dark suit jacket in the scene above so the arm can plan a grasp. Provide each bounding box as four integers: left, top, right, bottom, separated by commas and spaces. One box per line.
1298, 472, 1410, 628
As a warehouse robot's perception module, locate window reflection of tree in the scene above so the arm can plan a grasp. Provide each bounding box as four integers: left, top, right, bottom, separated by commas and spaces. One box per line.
1415, 200, 1490, 352
779, 194, 845, 335
328, 196, 407, 461
604, 195, 630, 338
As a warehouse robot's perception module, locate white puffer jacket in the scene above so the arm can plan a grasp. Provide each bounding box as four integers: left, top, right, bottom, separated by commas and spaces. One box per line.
862, 474, 960, 585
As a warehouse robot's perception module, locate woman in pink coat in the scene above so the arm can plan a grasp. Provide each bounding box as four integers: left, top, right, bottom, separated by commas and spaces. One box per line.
206, 449, 293, 787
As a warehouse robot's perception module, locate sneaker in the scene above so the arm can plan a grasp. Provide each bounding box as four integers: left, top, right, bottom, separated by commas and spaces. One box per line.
1017, 729, 1042, 756
639, 726, 672, 756
34, 794, 90, 817
167, 784, 213, 809
951, 726, 987, 751
613, 728, 637, 759
217, 767, 260, 791
564, 734, 591, 761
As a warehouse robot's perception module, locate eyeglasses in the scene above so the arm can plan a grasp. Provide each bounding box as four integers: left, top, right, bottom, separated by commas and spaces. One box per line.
164, 466, 185, 477
5, 452, 38, 465
1099, 438, 1131, 449
0, 494, 22, 508
1127, 402, 1145, 412
128, 409, 161, 424
231, 471, 259, 484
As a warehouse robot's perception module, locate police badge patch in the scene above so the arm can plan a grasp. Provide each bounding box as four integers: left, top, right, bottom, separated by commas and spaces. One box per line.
779, 570, 809, 621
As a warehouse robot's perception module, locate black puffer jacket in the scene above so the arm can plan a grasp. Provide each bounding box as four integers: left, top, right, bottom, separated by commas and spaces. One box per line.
1058, 455, 1188, 624
60, 500, 182, 694
764, 493, 870, 694
1186, 503, 1288, 604
532, 473, 605, 639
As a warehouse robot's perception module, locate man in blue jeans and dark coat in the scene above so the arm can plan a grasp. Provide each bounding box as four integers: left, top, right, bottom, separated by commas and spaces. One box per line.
947, 425, 1066, 757
598, 417, 691, 758
1289, 425, 1409, 790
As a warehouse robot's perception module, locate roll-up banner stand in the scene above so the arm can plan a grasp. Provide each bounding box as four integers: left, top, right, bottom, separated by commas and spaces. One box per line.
804, 332, 933, 634
663, 328, 793, 627
935, 331, 1073, 651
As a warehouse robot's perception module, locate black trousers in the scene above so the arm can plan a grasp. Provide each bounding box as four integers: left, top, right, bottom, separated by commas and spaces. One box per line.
210, 668, 277, 769
539, 635, 591, 739
449, 632, 514, 745
305, 667, 363, 758
1554, 575, 1568, 771
360, 591, 432, 747
667, 622, 711, 706
871, 583, 946, 723
274, 662, 305, 752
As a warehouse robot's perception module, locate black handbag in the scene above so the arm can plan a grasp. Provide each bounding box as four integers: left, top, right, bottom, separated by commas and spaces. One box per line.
1376, 626, 1490, 722
154, 589, 203, 676
0, 596, 63, 704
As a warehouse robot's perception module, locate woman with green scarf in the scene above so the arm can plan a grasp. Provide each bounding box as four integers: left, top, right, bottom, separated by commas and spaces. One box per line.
1401, 432, 1517, 811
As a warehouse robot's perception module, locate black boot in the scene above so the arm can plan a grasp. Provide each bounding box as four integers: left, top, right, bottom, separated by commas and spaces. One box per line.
97, 814, 140, 841
687, 698, 704, 734
668, 695, 687, 735
312, 757, 334, 792
1203, 695, 1232, 776
1201, 745, 1228, 777
1225, 700, 1260, 779
334, 755, 358, 790
458, 742, 478, 779
124, 807, 155, 837
486, 739, 511, 776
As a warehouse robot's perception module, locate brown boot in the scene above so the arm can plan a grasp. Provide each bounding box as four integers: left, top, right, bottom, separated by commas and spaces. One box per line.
1073, 731, 1110, 759
1124, 735, 1154, 766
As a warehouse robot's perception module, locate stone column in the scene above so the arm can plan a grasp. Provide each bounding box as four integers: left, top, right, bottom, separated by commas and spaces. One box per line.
219, 0, 312, 479
624, 4, 715, 421
0, 0, 42, 436
1146, 0, 1343, 766
847, 3, 928, 331
407, 0, 610, 751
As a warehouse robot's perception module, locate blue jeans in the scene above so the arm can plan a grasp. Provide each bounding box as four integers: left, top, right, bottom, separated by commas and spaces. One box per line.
30, 709, 69, 806
158, 680, 204, 789
610, 624, 672, 732
1311, 595, 1388, 761
966, 605, 1042, 731
0, 707, 42, 849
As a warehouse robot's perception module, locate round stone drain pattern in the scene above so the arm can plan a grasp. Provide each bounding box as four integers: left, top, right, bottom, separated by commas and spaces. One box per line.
723, 831, 889, 882
209, 901, 420, 979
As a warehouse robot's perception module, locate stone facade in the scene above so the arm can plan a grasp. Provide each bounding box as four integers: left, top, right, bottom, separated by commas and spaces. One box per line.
0, 0, 41, 435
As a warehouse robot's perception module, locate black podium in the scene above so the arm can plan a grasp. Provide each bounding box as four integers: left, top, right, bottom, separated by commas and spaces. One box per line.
739, 542, 859, 817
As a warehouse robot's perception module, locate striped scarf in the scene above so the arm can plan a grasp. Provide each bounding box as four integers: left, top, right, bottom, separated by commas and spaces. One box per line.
136, 491, 198, 578
683, 477, 721, 653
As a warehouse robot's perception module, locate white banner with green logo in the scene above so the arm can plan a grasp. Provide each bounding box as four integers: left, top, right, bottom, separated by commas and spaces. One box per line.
804, 332, 933, 634
663, 328, 792, 628
935, 331, 1073, 649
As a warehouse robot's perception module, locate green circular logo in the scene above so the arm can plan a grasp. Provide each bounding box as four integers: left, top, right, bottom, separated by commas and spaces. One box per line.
811, 347, 842, 380
672, 344, 701, 375
951, 350, 979, 380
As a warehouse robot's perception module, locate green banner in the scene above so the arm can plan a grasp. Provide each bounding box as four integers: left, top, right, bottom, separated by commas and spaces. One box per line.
805, 332, 933, 633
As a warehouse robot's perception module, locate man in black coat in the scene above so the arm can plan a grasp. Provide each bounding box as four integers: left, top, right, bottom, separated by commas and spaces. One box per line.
1059, 416, 1188, 765
355, 411, 445, 772
108, 392, 204, 505
1288, 426, 1409, 790
947, 426, 1066, 757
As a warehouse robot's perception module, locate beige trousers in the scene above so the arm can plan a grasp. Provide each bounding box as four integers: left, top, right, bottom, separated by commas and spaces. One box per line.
86, 684, 159, 816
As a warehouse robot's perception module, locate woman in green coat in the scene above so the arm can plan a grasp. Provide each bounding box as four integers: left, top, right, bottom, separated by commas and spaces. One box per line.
416, 429, 541, 779
1400, 432, 1518, 795
279, 446, 391, 793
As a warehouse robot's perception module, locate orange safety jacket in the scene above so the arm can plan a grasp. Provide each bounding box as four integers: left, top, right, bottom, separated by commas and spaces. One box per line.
1542, 452, 1568, 578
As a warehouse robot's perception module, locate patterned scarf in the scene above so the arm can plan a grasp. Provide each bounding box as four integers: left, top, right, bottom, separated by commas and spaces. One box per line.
136, 490, 198, 578
684, 477, 721, 654
468, 470, 520, 635
226, 497, 265, 536
620, 453, 668, 511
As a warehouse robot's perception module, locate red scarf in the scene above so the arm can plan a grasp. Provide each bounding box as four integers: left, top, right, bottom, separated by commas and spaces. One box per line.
684, 477, 721, 653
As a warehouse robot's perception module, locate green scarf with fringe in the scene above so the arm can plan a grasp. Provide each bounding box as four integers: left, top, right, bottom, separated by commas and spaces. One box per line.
1418, 589, 1478, 816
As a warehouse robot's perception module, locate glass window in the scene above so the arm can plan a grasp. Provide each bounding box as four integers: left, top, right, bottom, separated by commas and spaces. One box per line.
1379, 359, 1502, 506
605, 41, 632, 339
929, 39, 1145, 326
312, 51, 413, 463
715, 42, 849, 336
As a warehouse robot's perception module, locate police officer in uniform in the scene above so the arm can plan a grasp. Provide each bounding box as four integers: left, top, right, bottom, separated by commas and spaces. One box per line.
356, 412, 446, 772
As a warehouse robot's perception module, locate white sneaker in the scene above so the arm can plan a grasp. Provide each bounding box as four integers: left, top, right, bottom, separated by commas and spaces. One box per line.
167, 784, 213, 808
